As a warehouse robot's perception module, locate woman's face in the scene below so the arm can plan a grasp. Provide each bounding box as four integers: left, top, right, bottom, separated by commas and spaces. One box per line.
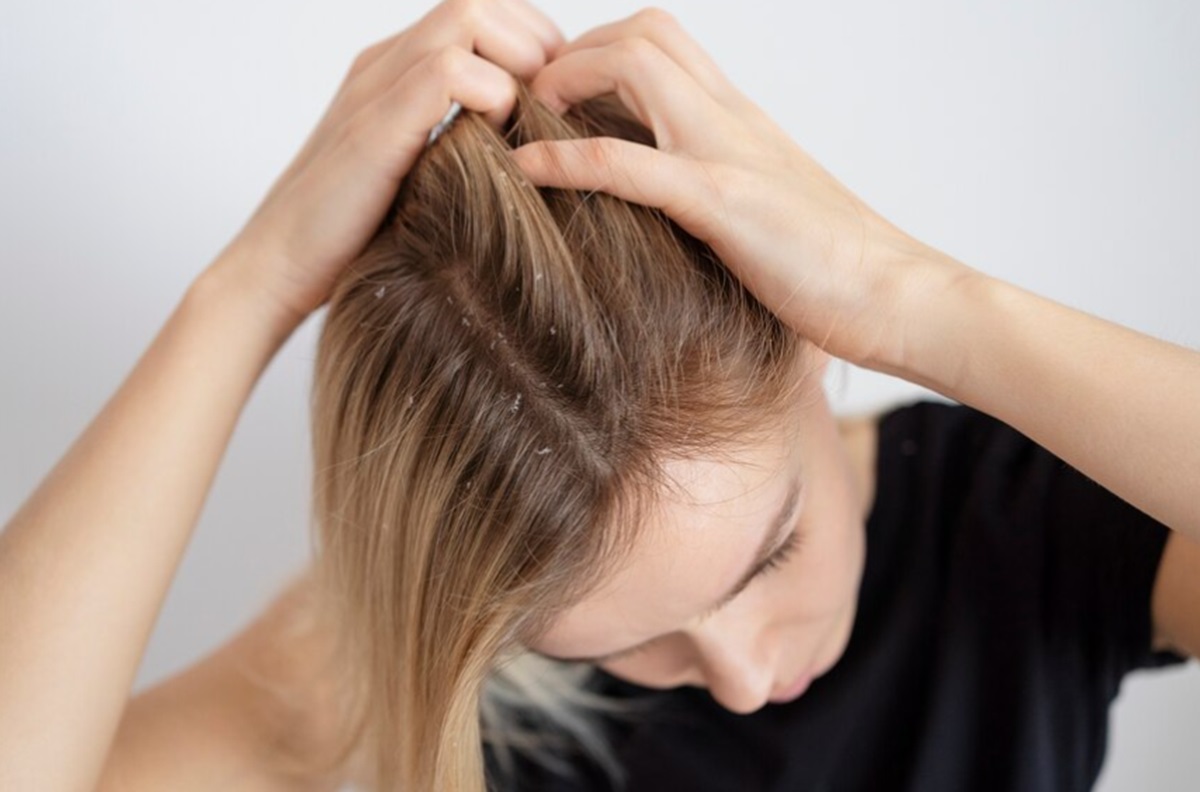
528, 362, 869, 714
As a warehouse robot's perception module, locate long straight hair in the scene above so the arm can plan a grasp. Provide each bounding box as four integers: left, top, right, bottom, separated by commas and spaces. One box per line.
291, 82, 813, 790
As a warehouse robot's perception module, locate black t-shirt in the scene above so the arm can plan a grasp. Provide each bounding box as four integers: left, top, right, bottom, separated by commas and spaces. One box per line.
490, 400, 1190, 791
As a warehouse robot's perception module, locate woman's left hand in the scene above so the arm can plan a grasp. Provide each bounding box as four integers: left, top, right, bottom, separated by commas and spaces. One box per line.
510, 8, 976, 371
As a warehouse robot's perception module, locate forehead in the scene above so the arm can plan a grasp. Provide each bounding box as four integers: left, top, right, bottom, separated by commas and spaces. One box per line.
532, 430, 802, 659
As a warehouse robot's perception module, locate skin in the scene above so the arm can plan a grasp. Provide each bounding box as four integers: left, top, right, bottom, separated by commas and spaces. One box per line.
0, 3, 1197, 790
0, 2, 567, 789
531, 364, 876, 715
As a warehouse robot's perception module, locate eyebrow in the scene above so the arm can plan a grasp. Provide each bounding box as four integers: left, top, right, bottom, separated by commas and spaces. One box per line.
534, 475, 805, 665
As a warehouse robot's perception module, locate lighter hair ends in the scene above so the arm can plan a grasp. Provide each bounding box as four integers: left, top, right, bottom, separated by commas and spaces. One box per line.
287, 82, 813, 791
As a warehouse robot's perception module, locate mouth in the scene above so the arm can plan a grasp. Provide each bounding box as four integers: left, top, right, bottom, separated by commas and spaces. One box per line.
769, 600, 857, 705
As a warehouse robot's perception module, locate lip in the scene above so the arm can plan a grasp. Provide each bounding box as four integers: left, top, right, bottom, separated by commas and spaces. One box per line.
768, 669, 814, 704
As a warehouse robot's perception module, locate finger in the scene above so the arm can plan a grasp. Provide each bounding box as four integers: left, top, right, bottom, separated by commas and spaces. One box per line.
552, 8, 747, 112
475, 0, 553, 79
510, 137, 723, 240
340, 0, 550, 117
529, 38, 730, 155
270, 48, 518, 283
348, 47, 517, 175
502, 0, 568, 59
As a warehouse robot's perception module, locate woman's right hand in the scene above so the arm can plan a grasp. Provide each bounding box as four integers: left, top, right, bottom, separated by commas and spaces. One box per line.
212, 0, 565, 332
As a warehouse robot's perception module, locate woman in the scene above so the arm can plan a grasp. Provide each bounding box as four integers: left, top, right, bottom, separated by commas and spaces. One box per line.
0, 2, 1196, 791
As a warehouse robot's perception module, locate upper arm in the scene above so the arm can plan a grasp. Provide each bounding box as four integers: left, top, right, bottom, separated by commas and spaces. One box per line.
1151, 528, 1200, 658
97, 573, 347, 792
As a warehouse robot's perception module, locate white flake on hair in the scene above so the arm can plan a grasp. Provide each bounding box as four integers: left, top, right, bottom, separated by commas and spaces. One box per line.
511, 392, 522, 413
462, 315, 470, 327
535, 447, 551, 455
549, 326, 556, 335
374, 286, 386, 299
407, 395, 415, 406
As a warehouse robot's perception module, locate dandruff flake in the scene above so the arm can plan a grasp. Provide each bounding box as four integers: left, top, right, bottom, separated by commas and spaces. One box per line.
510, 393, 522, 413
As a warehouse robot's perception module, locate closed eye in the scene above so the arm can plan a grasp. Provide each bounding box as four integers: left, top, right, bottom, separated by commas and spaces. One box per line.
598, 527, 806, 665
759, 527, 803, 575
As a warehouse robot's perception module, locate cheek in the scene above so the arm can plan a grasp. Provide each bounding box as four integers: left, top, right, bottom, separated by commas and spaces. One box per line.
599, 642, 694, 688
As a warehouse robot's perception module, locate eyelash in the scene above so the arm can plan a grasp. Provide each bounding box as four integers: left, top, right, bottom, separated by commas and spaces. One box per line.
761, 528, 803, 575
598, 528, 805, 665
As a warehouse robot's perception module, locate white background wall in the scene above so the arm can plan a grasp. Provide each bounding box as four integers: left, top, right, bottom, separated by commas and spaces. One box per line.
2, 1, 1196, 788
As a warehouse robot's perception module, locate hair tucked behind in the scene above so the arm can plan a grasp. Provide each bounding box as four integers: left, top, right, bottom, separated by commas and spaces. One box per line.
291, 82, 813, 791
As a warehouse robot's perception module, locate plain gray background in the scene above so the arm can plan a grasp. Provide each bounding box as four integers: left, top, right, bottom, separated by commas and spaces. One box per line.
1, 1, 1197, 788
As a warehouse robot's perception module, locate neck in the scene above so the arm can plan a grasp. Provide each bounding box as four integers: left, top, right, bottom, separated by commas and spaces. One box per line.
837, 415, 879, 520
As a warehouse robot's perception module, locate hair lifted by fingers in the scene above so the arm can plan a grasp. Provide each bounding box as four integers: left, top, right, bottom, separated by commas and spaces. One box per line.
285, 81, 813, 792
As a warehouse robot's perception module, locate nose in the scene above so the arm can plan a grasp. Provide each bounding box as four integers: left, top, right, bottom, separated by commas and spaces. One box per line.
690, 617, 776, 714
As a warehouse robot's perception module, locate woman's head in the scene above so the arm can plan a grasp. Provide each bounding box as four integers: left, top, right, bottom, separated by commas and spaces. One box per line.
527, 381, 867, 715
304, 82, 857, 791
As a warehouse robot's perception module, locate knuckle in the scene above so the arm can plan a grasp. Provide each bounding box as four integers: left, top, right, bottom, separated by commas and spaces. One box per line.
579, 138, 616, 171
447, 0, 486, 27
427, 44, 471, 82
347, 49, 374, 79
615, 36, 663, 68
634, 7, 681, 33
348, 34, 395, 77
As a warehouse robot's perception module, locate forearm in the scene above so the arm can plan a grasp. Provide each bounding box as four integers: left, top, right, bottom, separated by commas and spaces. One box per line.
881, 250, 1200, 538
0, 253, 298, 792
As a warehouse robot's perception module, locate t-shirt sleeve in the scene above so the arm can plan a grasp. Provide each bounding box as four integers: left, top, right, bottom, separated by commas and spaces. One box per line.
1037, 436, 1190, 683
947, 403, 1190, 694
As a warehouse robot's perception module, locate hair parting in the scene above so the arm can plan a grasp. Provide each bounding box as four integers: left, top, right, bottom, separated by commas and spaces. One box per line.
276, 81, 813, 791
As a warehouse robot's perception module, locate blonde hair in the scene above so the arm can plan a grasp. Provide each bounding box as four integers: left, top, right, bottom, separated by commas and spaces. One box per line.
293, 82, 813, 790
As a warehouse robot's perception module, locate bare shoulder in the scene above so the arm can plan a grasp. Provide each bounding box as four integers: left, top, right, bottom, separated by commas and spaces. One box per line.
98, 571, 347, 792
